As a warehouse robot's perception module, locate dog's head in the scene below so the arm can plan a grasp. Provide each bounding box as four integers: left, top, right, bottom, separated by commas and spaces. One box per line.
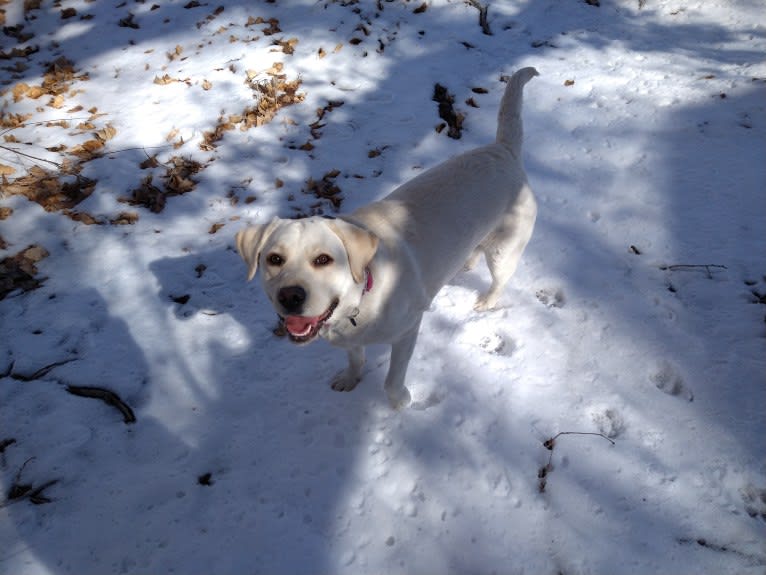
235, 216, 378, 344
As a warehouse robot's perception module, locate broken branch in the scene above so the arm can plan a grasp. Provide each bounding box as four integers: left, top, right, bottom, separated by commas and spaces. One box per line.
66, 385, 136, 424
466, 0, 492, 35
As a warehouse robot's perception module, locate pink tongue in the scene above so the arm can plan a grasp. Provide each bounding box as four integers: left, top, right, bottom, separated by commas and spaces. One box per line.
284, 315, 320, 336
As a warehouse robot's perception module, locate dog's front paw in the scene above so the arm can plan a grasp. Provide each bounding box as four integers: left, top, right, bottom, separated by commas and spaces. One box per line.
386, 385, 411, 409
331, 370, 361, 392
473, 295, 496, 312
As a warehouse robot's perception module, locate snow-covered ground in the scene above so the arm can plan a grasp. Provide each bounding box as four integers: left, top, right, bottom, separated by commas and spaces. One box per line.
1, 1, 765, 573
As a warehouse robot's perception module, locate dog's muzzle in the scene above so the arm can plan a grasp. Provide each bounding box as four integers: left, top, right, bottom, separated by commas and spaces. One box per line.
281, 298, 339, 344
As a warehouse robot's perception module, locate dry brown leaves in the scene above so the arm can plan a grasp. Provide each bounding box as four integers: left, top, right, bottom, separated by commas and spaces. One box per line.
10, 57, 88, 107
0, 10, 39, 62
247, 16, 281, 36
247, 74, 304, 126
0, 244, 48, 300
433, 83, 464, 139
1, 117, 113, 222
302, 169, 343, 213
122, 156, 203, 213
306, 99, 344, 148
63, 121, 116, 160
2, 166, 96, 212
200, 65, 304, 151
0, 112, 33, 128
153, 74, 192, 86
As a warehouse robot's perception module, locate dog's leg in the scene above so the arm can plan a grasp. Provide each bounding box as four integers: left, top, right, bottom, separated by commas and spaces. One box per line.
384, 317, 421, 408
331, 346, 365, 392
474, 192, 536, 311
463, 248, 482, 272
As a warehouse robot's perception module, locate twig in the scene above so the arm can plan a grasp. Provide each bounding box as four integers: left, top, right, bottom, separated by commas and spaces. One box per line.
10, 358, 78, 382
108, 144, 175, 155
0, 144, 62, 168
27, 480, 59, 504
66, 385, 136, 424
0, 117, 94, 137
544, 431, 615, 448
676, 537, 766, 565
538, 431, 615, 493
659, 263, 727, 279
466, 0, 492, 35
5, 457, 59, 506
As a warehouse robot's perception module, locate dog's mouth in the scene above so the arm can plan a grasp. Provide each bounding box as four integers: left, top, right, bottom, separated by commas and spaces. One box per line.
282, 298, 339, 344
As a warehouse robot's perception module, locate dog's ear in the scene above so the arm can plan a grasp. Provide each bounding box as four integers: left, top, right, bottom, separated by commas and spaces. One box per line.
328, 219, 379, 284
235, 219, 279, 281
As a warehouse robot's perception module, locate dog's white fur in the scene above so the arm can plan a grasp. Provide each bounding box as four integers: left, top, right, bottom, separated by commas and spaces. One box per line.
236, 67, 538, 408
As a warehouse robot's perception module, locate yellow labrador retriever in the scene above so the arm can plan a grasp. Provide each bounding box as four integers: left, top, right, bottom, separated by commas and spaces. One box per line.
236, 67, 538, 408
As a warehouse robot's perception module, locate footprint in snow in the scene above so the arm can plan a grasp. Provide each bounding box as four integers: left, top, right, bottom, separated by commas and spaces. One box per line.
457, 321, 516, 356
740, 483, 766, 522
536, 288, 565, 309
478, 332, 516, 356
590, 406, 626, 439
650, 360, 693, 401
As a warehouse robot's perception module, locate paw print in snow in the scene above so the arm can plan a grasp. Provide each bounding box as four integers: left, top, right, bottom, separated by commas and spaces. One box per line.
590, 407, 626, 439
740, 484, 766, 522
650, 360, 693, 402
536, 288, 565, 309
479, 332, 516, 356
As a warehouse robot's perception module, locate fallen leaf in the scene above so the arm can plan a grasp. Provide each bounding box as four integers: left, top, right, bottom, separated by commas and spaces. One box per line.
3, 167, 96, 211
124, 175, 166, 213
171, 294, 191, 304
95, 124, 117, 142
75, 121, 96, 131
69, 139, 104, 159
63, 211, 102, 225
0, 244, 49, 300
139, 155, 160, 169
110, 212, 139, 225
154, 74, 176, 85
119, 13, 139, 28
0, 112, 33, 129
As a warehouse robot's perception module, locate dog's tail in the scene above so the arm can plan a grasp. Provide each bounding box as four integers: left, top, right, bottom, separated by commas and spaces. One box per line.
495, 67, 539, 157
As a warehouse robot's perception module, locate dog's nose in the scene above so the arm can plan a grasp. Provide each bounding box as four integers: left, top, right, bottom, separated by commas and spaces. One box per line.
278, 286, 306, 314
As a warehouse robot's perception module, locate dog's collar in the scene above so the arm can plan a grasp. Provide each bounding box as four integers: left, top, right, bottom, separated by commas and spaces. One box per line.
363, 267, 373, 294
348, 268, 372, 328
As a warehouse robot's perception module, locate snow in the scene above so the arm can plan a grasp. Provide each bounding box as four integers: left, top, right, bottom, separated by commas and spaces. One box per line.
1, 0, 765, 573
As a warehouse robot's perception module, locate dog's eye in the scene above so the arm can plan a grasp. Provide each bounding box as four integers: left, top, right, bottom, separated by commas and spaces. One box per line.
313, 254, 333, 267
266, 253, 284, 266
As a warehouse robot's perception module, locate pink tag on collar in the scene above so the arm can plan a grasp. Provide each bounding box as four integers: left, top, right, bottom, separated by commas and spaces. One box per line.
364, 267, 373, 294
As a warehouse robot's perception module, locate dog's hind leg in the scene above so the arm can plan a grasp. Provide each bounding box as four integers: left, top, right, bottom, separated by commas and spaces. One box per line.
474, 189, 536, 311
383, 317, 422, 409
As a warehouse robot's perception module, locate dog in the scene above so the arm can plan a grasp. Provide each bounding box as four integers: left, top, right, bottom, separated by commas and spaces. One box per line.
236, 67, 538, 408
